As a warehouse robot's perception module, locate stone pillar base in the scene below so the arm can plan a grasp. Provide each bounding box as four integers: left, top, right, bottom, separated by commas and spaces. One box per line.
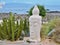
27, 39, 41, 45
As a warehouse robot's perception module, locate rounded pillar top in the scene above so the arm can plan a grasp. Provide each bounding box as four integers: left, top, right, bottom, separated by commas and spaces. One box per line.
32, 5, 39, 15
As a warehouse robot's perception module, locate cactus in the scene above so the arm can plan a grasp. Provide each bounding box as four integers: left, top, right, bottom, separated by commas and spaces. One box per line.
2, 18, 8, 39
0, 12, 24, 41
15, 18, 24, 40
23, 18, 29, 37
0, 24, 1, 39
8, 12, 15, 41
15, 20, 19, 40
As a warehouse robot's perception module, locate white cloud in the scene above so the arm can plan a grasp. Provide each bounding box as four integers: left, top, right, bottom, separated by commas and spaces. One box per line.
24, 2, 33, 4
0, 2, 5, 8
0, 4, 3, 8
0, 6, 2, 8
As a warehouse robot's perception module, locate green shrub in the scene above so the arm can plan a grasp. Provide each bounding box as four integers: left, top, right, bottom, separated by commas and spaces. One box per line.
28, 5, 46, 17
41, 23, 51, 38
41, 19, 55, 39
50, 18, 60, 43
41, 18, 60, 39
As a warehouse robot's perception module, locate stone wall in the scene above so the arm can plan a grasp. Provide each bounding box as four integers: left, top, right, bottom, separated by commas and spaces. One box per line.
0, 12, 60, 21
0, 13, 29, 20
43, 12, 60, 21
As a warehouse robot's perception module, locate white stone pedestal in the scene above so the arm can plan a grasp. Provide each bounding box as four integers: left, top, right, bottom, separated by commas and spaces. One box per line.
29, 5, 42, 43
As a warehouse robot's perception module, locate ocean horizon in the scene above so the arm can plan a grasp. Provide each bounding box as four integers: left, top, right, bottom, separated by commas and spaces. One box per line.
0, 3, 60, 14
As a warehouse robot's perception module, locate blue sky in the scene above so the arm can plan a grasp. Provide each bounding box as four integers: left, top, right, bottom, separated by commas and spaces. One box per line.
0, 0, 60, 5
0, 0, 60, 14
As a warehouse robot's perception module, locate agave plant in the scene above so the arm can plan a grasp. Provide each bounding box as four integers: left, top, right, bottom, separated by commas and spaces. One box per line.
0, 12, 24, 41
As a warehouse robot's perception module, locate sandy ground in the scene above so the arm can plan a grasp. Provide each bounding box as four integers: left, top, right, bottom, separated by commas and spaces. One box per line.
24, 37, 59, 45
0, 38, 60, 45
41, 39, 59, 45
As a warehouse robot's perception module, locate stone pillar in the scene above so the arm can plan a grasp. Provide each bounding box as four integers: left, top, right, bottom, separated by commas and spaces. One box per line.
29, 5, 42, 42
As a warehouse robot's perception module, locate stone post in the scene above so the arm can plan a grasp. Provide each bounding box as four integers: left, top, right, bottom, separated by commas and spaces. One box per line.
29, 5, 42, 42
